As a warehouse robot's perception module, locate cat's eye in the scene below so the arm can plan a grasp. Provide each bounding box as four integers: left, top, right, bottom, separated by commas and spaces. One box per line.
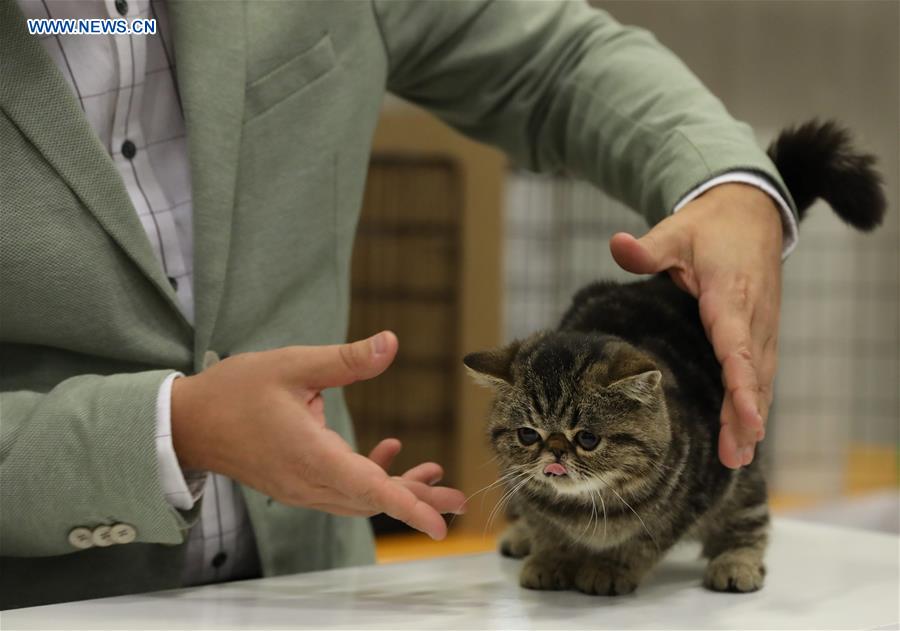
517, 427, 541, 446
575, 430, 600, 451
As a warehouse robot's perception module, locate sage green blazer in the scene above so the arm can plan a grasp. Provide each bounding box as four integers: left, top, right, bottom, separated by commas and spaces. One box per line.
0, 0, 795, 609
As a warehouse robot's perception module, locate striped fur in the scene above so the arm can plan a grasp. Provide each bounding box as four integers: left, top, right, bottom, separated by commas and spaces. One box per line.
466, 301, 769, 595
464, 120, 885, 596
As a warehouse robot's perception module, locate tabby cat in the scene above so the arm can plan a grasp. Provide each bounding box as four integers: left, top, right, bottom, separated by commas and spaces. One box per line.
463, 121, 886, 595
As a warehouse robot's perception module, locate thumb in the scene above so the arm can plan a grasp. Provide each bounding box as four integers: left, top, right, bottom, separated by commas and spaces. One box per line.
288, 330, 399, 389
609, 220, 689, 275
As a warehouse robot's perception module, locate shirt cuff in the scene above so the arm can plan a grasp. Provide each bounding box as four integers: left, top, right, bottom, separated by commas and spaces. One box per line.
155, 372, 208, 510
672, 171, 799, 259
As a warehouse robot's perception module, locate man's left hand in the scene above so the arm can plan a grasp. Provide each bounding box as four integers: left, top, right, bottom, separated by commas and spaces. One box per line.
609, 183, 784, 469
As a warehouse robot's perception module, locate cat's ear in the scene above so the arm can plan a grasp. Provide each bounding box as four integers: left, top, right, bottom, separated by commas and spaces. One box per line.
608, 370, 662, 404
463, 341, 521, 388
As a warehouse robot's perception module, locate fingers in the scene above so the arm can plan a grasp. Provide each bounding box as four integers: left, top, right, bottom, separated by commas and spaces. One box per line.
396, 479, 466, 515
756, 336, 778, 439
609, 220, 690, 276
401, 462, 443, 486
719, 396, 751, 469
701, 287, 762, 423
286, 331, 399, 390
368, 438, 402, 471
307, 429, 461, 539
366, 477, 450, 540
700, 281, 768, 467
722, 352, 763, 433
368, 440, 445, 486
329, 445, 450, 540
368, 440, 445, 485
307, 503, 373, 518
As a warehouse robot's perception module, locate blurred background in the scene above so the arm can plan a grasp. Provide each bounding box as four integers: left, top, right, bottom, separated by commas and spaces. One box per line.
340, 0, 900, 562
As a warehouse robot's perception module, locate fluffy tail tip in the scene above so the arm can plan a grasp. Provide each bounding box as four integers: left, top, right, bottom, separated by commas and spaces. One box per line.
767, 120, 886, 231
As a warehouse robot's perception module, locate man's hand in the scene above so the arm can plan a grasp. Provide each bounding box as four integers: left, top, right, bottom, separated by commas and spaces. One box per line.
609, 183, 783, 469
171, 331, 466, 540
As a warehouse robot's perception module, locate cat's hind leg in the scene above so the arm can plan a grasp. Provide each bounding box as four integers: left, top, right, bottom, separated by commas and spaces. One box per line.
700, 472, 769, 593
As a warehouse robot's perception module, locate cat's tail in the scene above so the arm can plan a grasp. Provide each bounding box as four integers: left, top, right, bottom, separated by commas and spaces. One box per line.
766, 120, 886, 230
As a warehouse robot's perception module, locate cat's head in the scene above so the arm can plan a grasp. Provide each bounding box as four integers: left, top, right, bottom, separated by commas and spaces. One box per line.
464, 331, 671, 498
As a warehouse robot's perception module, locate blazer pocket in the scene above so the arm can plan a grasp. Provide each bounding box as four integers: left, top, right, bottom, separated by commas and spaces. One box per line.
244, 33, 336, 121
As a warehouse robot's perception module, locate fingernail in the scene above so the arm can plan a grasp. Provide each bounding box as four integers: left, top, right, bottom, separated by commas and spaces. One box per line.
742, 446, 755, 465
371, 332, 387, 356
428, 476, 441, 486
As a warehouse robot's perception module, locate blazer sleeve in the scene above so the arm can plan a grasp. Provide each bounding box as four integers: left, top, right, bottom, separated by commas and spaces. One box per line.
371, 0, 798, 225
0, 371, 199, 556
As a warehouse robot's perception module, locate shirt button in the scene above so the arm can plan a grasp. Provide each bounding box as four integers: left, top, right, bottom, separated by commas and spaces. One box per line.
168, 276, 179, 291
115, 0, 128, 16
68, 527, 94, 550
110, 523, 137, 545
211, 551, 228, 568
121, 140, 136, 159
91, 525, 115, 547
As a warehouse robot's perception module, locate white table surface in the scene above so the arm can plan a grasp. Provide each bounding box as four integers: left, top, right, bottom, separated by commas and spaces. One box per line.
4, 519, 898, 630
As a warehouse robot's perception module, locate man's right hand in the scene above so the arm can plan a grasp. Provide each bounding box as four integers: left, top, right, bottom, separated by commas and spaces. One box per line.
170, 331, 466, 540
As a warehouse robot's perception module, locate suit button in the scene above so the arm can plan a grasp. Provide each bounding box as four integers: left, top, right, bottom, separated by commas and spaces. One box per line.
110, 523, 137, 544
121, 140, 136, 159
115, 0, 128, 16
211, 551, 228, 568
168, 276, 179, 291
68, 527, 94, 550
202, 350, 220, 370
91, 525, 115, 547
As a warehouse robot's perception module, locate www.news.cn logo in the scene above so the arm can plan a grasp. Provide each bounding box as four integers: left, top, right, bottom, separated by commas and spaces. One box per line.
27, 18, 157, 36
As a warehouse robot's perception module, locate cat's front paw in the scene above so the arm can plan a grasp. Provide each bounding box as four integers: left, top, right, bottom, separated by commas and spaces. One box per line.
519, 557, 573, 590
704, 555, 765, 593
574, 563, 640, 596
499, 522, 531, 558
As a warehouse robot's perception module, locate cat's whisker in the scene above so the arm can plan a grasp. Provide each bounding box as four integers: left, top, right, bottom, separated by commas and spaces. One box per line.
485, 473, 533, 537
586, 477, 609, 542
642, 455, 677, 478
596, 489, 608, 542
478, 469, 532, 531
448, 466, 531, 529
477, 454, 502, 470
486, 473, 531, 531
579, 489, 598, 542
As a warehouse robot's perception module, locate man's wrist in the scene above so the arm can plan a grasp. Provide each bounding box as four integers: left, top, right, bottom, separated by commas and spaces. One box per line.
156, 373, 207, 510
170, 373, 207, 472
673, 171, 798, 259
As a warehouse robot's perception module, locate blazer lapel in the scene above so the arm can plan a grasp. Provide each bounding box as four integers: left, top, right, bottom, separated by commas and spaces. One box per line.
168, 0, 246, 366
0, 0, 188, 325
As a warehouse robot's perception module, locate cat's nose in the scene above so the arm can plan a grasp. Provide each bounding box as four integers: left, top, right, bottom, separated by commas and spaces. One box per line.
545, 433, 569, 459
